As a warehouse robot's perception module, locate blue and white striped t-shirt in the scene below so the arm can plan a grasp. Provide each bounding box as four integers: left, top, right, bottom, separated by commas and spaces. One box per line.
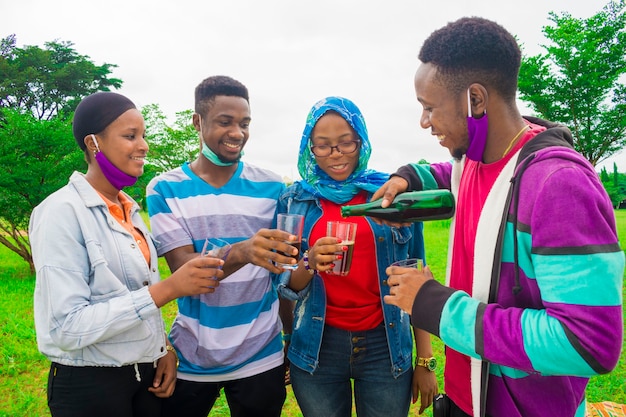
146, 161, 286, 382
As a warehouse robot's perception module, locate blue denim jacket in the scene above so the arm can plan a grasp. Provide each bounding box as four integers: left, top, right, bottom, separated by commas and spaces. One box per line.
274, 182, 425, 378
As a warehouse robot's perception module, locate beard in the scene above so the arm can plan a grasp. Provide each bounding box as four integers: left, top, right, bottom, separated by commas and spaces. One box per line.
217, 152, 238, 163
451, 146, 467, 161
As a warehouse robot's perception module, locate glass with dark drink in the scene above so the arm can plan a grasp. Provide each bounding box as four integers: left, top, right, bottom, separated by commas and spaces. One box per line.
326, 221, 357, 276
276, 213, 304, 270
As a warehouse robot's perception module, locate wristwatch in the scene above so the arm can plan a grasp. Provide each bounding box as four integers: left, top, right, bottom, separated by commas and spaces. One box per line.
416, 356, 437, 371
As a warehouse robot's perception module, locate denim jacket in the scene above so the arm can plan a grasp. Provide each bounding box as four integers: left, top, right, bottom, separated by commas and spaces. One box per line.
30, 172, 167, 367
274, 182, 425, 378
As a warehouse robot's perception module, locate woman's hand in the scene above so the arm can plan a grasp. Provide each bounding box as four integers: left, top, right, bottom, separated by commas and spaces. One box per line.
285, 236, 343, 292
150, 256, 224, 307
307, 237, 344, 273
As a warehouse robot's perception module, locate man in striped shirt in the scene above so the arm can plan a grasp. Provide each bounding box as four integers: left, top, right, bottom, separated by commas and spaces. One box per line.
147, 75, 296, 417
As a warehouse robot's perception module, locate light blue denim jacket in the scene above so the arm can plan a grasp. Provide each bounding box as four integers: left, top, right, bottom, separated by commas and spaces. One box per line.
30, 172, 167, 367
274, 182, 425, 378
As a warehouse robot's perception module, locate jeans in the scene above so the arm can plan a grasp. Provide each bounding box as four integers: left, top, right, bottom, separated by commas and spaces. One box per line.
161, 364, 286, 417
47, 362, 160, 417
450, 401, 473, 417
290, 324, 412, 417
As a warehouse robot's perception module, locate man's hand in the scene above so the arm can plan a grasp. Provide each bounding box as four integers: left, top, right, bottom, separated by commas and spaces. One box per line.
369, 176, 410, 226
370, 176, 409, 208
230, 228, 299, 274
384, 265, 434, 314
149, 347, 178, 398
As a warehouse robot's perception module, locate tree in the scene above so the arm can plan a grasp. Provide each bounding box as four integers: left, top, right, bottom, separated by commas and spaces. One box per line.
141, 104, 198, 173
120, 104, 198, 209
0, 34, 122, 120
599, 163, 626, 208
118, 104, 198, 209
0, 36, 123, 271
0, 109, 85, 272
518, 0, 626, 166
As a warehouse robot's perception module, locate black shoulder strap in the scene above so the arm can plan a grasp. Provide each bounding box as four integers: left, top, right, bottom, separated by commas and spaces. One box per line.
489, 127, 574, 301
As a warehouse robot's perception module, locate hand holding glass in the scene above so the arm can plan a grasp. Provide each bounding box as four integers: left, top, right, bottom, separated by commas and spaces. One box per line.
201, 238, 232, 269
326, 221, 357, 276
276, 214, 304, 270
390, 258, 423, 270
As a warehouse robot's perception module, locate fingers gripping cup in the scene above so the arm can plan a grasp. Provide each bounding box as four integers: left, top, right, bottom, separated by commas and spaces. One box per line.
276, 213, 305, 270
200, 238, 231, 288
390, 258, 423, 269
326, 221, 357, 276
201, 238, 232, 270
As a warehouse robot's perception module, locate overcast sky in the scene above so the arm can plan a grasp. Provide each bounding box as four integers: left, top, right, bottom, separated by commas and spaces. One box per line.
2, 0, 622, 179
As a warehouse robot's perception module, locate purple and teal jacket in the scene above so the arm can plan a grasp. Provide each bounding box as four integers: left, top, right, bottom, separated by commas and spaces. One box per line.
395, 117, 624, 417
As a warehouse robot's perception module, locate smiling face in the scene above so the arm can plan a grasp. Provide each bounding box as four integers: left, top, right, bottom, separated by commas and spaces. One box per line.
414, 63, 468, 160
196, 95, 250, 164
311, 112, 360, 182
92, 108, 147, 177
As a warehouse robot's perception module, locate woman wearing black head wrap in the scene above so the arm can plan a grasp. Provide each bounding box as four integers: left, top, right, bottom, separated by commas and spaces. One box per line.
29, 92, 225, 417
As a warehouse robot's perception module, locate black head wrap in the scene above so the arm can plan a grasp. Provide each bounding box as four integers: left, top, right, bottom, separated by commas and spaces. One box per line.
72, 92, 137, 150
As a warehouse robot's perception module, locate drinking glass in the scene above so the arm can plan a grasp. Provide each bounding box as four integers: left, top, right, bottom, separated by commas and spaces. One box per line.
326, 221, 357, 276
201, 238, 232, 269
276, 213, 304, 270
390, 258, 423, 269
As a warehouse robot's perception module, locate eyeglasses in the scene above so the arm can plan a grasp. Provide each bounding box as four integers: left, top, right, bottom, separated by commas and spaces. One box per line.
310, 140, 360, 157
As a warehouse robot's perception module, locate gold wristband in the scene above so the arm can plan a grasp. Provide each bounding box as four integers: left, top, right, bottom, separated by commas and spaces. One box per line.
166, 345, 179, 367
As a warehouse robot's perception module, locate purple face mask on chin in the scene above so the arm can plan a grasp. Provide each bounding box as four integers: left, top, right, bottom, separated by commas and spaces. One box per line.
465, 89, 488, 162
91, 135, 138, 190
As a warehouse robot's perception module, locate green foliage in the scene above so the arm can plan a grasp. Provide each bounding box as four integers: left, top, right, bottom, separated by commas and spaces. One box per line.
124, 163, 160, 210
518, 0, 626, 166
142, 104, 198, 174
102, 104, 199, 209
0, 35, 124, 270
0, 34, 122, 120
122, 104, 199, 205
0, 109, 85, 271
600, 164, 626, 208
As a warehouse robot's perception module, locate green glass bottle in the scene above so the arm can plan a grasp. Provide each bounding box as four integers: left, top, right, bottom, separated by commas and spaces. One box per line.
340, 190, 455, 222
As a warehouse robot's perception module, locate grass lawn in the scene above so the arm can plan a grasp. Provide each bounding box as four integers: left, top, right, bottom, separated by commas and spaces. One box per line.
0, 211, 624, 416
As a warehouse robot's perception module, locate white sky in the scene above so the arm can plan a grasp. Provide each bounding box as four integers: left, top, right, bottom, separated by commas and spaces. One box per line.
1, 0, 622, 179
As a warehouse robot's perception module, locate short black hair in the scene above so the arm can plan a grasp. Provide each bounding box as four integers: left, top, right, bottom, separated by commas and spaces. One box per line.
194, 75, 249, 116
418, 17, 521, 100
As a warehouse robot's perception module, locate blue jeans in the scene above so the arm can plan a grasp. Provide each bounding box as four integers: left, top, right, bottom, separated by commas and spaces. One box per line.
290, 324, 412, 417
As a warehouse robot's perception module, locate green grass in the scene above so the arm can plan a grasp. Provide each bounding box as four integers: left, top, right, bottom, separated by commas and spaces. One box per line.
1, 211, 625, 416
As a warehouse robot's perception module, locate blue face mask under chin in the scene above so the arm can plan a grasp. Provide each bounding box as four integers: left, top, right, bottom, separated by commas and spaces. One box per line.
198, 117, 243, 167
201, 142, 242, 167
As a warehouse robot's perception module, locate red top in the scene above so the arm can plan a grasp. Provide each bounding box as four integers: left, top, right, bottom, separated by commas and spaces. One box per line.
311, 192, 383, 331
445, 125, 543, 415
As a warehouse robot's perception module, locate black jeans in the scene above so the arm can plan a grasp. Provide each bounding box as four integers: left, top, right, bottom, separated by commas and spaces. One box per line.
162, 364, 286, 417
47, 362, 160, 417
450, 400, 473, 417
